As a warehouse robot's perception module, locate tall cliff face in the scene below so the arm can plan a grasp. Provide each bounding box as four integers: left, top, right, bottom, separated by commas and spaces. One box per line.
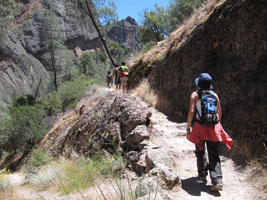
129, 0, 267, 156
0, 0, 102, 112
19, 0, 102, 56
0, 31, 49, 115
107, 17, 142, 52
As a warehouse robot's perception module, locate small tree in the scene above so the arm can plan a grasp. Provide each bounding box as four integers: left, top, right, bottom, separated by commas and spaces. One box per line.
168, 0, 205, 27
93, 0, 118, 26
139, 5, 172, 44
0, 105, 47, 153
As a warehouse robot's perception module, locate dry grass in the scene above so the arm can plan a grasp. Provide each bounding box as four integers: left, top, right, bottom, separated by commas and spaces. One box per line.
233, 140, 255, 160
0, 169, 21, 200
233, 140, 267, 162
1, 156, 136, 200
232, 139, 267, 195
0, 189, 23, 200
133, 80, 157, 107
247, 160, 267, 198
130, 0, 227, 70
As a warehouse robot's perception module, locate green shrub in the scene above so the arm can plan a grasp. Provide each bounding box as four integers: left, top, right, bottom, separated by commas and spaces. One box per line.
27, 148, 53, 168
60, 155, 123, 195
141, 41, 157, 53
57, 75, 93, 111
41, 92, 62, 116
79, 51, 107, 85
13, 95, 36, 107
0, 105, 47, 153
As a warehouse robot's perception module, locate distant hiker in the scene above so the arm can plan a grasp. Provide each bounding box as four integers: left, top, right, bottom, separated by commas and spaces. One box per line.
118, 62, 129, 93
112, 64, 120, 90
186, 73, 233, 191
106, 71, 113, 88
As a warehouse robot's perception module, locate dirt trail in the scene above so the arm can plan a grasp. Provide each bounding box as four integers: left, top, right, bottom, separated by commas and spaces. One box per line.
149, 107, 265, 200
5, 90, 266, 200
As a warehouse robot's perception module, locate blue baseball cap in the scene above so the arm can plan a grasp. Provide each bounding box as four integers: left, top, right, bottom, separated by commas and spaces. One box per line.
195, 73, 213, 89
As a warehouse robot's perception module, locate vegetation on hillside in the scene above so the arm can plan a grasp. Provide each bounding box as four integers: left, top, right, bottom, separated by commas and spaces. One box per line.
0, 0, 17, 40
138, 0, 206, 45
0, 76, 93, 155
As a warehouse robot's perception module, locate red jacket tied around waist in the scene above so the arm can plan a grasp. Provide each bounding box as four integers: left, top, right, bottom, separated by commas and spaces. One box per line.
189, 121, 233, 151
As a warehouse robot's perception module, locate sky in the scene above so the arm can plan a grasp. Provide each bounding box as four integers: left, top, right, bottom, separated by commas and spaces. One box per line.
112, 0, 170, 24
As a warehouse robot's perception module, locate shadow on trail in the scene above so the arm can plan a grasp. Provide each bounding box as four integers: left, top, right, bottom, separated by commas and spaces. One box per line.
181, 177, 221, 197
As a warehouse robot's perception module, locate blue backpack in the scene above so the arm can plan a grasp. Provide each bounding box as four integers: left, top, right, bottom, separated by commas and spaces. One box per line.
196, 90, 219, 125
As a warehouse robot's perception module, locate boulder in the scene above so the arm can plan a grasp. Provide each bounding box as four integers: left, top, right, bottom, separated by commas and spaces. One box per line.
145, 148, 174, 172
125, 125, 150, 145
149, 166, 180, 190
41, 91, 152, 158
135, 177, 171, 200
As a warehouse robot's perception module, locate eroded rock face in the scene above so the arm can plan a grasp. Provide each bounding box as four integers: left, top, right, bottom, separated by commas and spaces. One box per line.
41, 91, 152, 158
107, 17, 142, 52
20, 0, 102, 56
129, 0, 267, 154
0, 32, 49, 114
0, 0, 103, 113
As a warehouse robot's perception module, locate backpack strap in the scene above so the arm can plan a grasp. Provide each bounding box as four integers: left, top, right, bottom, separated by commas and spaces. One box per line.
209, 90, 214, 95
195, 90, 202, 123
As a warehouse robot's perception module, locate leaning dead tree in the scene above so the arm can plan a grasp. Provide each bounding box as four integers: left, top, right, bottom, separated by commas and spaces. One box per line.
77, 0, 116, 66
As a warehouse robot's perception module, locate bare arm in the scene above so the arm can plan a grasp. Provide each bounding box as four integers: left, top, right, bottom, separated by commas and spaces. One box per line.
214, 93, 222, 120
186, 92, 198, 140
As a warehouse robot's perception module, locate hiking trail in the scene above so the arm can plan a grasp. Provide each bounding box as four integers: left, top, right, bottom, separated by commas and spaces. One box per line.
147, 101, 264, 200
5, 89, 265, 200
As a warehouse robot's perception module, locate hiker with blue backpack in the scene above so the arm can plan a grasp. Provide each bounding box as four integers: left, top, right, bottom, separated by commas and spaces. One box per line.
186, 73, 233, 191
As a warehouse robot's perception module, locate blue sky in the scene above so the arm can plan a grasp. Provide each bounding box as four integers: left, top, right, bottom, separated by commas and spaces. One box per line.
112, 0, 170, 24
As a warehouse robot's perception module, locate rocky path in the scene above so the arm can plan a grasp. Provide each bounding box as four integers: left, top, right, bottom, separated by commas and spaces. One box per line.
4, 90, 266, 200
149, 108, 265, 200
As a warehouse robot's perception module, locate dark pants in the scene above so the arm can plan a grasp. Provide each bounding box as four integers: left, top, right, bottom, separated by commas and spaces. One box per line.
195, 141, 222, 185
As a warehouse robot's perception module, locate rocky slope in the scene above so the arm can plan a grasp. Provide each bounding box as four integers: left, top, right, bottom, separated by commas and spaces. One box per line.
5, 88, 265, 200
128, 0, 267, 158
41, 88, 181, 197
41, 89, 151, 158
0, 0, 102, 112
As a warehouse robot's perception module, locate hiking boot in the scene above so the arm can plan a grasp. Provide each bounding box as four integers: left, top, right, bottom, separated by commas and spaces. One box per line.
197, 176, 207, 182
197, 175, 207, 184
210, 183, 223, 191
197, 171, 208, 182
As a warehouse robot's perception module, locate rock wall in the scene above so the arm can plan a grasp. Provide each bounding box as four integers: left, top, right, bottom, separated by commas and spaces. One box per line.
19, 0, 102, 56
107, 17, 142, 52
0, 0, 103, 112
0, 32, 49, 114
129, 0, 267, 155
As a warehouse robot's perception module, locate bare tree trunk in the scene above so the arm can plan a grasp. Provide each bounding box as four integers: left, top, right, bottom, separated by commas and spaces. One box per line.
48, 35, 58, 91
34, 77, 42, 100
77, 0, 116, 66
